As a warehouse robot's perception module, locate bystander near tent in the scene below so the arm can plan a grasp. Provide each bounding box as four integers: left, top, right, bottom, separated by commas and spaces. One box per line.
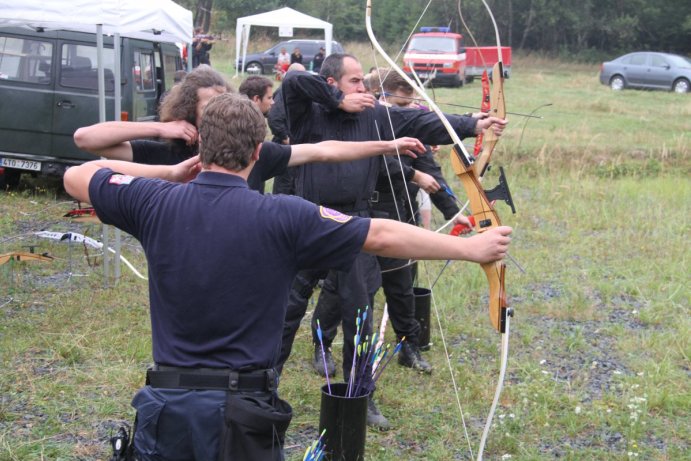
234, 7, 333, 78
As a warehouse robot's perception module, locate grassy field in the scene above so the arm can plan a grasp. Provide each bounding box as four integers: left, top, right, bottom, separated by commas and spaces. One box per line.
0, 39, 689, 460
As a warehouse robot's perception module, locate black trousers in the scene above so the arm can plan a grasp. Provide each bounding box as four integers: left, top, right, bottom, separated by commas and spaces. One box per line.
131, 386, 290, 461
310, 272, 340, 347
278, 252, 380, 382
313, 256, 422, 346
378, 256, 422, 345
272, 166, 296, 195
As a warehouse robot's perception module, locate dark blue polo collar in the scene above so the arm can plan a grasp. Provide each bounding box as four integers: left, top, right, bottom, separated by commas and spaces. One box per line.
192, 171, 249, 188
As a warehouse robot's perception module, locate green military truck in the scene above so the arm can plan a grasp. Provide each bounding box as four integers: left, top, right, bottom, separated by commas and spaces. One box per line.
0, 27, 184, 187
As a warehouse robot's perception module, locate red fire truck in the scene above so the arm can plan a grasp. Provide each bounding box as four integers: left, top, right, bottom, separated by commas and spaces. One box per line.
402, 27, 511, 87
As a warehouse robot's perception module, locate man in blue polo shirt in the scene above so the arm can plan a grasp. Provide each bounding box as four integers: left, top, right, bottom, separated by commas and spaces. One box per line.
63, 93, 512, 460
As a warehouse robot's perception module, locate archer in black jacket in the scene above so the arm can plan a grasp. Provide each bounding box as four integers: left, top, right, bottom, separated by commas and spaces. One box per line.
276, 53, 506, 428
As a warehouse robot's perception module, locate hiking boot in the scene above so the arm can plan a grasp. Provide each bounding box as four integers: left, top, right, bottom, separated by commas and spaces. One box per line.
312, 344, 336, 377
366, 396, 391, 430
398, 341, 433, 374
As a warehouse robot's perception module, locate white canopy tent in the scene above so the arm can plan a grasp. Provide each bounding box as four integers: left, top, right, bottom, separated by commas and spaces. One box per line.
0, 0, 193, 43
235, 7, 333, 77
0, 0, 193, 282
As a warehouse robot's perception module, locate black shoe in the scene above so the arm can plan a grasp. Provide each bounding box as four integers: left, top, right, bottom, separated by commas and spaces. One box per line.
366, 396, 391, 430
398, 342, 433, 374
312, 344, 336, 377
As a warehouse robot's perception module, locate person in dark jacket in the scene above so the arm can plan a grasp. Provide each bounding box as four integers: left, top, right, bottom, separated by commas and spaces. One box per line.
193, 28, 214, 67
290, 47, 303, 65
64, 91, 513, 460
309, 69, 473, 377
312, 47, 325, 72
276, 53, 507, 428
268, 63, 305, 195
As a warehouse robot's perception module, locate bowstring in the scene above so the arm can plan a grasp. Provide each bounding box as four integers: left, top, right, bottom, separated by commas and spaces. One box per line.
367, 2, 475, 458
370, 40, 419, 268
458, 0, 487, 69
419, 248, 475, 459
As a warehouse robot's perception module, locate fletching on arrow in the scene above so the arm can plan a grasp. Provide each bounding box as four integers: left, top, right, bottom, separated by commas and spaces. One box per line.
63, 207, 100, 223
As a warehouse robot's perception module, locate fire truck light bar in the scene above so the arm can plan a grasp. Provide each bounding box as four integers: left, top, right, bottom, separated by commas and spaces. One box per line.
420, 26, 451, 33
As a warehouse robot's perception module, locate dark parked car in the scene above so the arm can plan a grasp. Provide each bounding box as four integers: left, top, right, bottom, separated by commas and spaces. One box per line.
236, 39, 344, 74
599, 52, 691, 93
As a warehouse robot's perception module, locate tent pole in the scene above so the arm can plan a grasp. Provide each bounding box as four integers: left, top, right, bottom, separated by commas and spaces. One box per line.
96, 24, 112, 287
113, 33, 122, 281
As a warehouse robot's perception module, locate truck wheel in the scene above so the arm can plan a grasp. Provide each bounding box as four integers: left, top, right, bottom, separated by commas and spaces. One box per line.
465, 76, 475, 84
452, 73, 463, 88
1, 168, 21, 189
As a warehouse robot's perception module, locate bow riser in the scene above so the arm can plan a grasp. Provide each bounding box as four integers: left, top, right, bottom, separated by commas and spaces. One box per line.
450, 147, 501, 227
450, 147, 507, 334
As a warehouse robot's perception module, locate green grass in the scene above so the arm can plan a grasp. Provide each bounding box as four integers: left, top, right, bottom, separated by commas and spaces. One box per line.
1, 41, 689, 460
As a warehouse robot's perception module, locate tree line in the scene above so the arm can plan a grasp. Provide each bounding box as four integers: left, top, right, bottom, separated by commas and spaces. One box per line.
179, 0, 691, 59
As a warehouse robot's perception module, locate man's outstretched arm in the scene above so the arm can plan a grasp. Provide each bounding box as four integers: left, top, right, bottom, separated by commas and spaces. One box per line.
287, 137, 425, 166
73, 121, 198, 160
64, 157, 201, 204
363, 218, 511, 265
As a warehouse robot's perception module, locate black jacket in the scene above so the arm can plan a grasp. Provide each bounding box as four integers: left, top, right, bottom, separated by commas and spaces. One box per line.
281, 71, 477, 210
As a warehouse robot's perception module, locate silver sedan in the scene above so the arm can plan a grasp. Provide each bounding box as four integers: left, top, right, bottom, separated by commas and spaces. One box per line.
599, 52, 691, 93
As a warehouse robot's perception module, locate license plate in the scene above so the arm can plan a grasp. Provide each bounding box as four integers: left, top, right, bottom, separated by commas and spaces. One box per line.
0, 157, 42, 172
417, 72, 430, 78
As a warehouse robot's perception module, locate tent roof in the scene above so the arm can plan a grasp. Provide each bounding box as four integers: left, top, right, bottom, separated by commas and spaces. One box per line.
237, 7, 331, 29
0, 0, 193, 43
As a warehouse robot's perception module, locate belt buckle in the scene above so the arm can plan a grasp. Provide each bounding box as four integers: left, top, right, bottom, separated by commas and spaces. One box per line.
266, 369, 277, 392
228, 371, 240, 391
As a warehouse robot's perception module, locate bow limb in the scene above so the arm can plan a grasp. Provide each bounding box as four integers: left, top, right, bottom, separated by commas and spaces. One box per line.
474, 0, 507, 177
366, 0, 470, 161
0, 252, 54, 265
458, 0, 490, 158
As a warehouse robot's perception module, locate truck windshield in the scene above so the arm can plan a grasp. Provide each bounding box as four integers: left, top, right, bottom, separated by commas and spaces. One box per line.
408, 37, 456, 53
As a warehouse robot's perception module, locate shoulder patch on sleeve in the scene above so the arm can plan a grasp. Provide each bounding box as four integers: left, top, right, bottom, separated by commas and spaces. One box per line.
108, 174, 135, 185
319, 206, 352, 223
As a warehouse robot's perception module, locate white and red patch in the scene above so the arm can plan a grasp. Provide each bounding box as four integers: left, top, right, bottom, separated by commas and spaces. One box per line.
108, 174, 135, 185
319, 206, 352, 224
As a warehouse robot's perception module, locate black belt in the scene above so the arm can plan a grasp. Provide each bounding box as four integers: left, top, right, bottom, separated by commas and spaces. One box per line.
322, 194, 380, 213
323, 203, 369, 213
146, 366, 277, 392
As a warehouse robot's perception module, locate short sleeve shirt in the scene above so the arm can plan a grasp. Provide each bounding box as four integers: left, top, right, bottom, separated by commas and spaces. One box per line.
88, 169, 369, 369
